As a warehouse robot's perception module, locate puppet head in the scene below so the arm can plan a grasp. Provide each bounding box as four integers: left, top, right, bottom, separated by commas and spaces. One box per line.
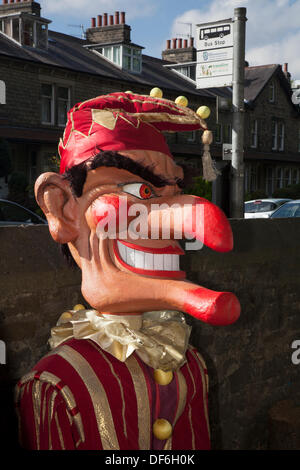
35, 91, 240, 326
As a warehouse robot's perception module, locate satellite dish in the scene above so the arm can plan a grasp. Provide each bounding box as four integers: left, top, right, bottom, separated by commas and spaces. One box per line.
292, 89, 300, 105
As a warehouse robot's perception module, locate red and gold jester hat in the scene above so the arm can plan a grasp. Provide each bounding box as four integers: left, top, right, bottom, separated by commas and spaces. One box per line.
58, 90, 217, 179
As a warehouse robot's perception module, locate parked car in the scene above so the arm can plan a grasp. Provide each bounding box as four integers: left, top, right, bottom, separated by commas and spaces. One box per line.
244, 198, 292, 218
270, 199, 300, 218
0, 199, 47, 226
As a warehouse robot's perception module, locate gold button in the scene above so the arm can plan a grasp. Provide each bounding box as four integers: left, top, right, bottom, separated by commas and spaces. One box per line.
73, 304, 85, 311
154, 369, 173, 385
153, 419, 172, 440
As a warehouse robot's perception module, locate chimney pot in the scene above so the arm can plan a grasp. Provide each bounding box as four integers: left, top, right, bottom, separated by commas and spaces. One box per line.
189, 37, 194, 47
3, 0, 8, 4
283, 62, 288, 73
178, 38, 183, 48
115, 11, 120, 24
16, 0, 20, 2
183, 39, 188, 48
172, 38, 177, 49
91, 17, 96, 28
109, 15, 114, 26
9, 0, 14, 4
97, 15, 102, 27
166, 39, 171, 50
103, 13, 108, 26
120, 12, 125, 24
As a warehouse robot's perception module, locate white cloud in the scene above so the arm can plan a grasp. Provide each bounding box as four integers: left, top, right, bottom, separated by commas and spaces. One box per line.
171, 0, 300, 78
39, 0, 156, 21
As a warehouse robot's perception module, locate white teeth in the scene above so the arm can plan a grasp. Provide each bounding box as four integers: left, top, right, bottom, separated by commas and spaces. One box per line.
117, 241, 180, 272
172, 254, 180, 271
118, 242, 127, 263
164, 254, 173, 271
134, 251, 145, 269
154, 253, 164, 270
126, 246, 135, 267
145, 252, 154, 270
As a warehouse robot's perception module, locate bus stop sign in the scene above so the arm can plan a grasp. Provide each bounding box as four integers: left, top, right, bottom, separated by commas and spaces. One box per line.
196, 18, 233, 89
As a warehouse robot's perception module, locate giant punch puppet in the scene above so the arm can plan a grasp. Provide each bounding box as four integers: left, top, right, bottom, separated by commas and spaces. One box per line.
16, 90, 240, 450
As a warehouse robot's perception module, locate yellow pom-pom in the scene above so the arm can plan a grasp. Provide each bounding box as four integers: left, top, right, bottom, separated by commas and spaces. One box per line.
125, 91, 133, 94
150, 87, 163, 98
175, 96, 188, 107
197, 106, 211, 119
73, 304, 85, 311
60, 311, 73, 321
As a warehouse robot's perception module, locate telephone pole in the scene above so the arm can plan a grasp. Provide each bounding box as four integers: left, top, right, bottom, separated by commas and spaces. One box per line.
230, 7, 247, 218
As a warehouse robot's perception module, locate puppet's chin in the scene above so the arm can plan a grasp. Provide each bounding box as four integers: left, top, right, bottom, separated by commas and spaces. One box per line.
106, 239, 240, 326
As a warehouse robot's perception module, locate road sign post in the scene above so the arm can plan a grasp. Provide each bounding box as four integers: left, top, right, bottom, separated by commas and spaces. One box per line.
196, 9, 247, 218
230, 7, 247, 218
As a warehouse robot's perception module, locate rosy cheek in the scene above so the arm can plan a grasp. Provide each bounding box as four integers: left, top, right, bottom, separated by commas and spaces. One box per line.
91, 195, 129, 230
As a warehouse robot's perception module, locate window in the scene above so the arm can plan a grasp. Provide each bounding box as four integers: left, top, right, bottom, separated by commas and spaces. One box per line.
266, 167, 274, 196
12, 18, 20, 42
250, 164, 257, 191
278, 122, 284, 150
57, 86, 70, 127
23, 19, 34, 47
292, 168, 299, 185
215, 124, 222, 143
171, 65, 196, 81
272, 120, 284, 151
275, 167, 283, 189
36, 23, 48, 49
99, 45, 121, 66
283, 168, 291, 187
0, 14, 48, 49
95, 44, 141, 72
41, 84, 54, 124
223, 123, 232, 143
251, 119, 258, 148
123, 46, 142, 73
269, 81, 275, 102
41, 84, 71, 126
187, 130, 196, 142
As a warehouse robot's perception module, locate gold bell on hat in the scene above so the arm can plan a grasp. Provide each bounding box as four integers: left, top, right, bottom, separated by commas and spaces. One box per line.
150, 87, 163, 98
197, 105, 211, 119
175, 95, 188, 107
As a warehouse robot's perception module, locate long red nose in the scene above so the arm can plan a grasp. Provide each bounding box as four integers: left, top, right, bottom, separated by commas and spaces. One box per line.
147, 195, 233, 252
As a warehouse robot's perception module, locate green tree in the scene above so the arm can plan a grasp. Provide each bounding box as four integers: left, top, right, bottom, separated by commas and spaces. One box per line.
184, 176, 212, 200
272, 183, 300, 199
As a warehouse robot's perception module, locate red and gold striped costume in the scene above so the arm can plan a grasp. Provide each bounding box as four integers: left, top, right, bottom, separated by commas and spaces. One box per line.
15, 338, 210, 450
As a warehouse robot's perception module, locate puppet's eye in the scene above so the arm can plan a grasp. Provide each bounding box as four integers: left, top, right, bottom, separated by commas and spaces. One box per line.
121, 183, 154, 199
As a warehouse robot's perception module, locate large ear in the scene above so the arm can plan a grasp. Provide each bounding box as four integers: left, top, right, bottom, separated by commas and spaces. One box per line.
35, 172, 80, 244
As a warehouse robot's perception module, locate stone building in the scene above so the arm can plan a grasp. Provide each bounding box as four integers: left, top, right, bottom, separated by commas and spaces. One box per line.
0, 0, 214, 199
0, 0, 299, 200
162, 37, 300, 197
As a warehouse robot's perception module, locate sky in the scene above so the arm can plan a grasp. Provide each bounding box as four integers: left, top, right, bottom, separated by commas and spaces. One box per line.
39, 0, 300, 80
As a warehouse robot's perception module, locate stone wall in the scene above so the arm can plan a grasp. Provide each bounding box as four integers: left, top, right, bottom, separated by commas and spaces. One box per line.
0, 219, 300, 450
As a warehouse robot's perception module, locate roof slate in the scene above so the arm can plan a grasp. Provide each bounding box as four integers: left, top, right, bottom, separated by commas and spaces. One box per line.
0, 29, 293, 104
0, 29, 212, 98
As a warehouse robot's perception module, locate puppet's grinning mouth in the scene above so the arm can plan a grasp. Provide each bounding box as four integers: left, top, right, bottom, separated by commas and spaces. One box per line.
117, 240, 180, 271
114, 240, 186, 279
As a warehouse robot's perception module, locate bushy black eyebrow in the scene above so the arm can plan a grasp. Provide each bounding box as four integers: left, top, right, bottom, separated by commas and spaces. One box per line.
63, 150, 184, 197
